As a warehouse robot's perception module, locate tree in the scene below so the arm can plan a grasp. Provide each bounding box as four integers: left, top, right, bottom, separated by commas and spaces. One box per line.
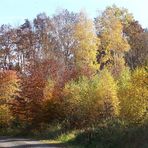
95, 6, 130, 74
11, 64, 48, 127
0, 70, 20, 102
14, 19, 34, 72
0, 25, 16, 70
97, 70, 120, 118
0, 70, 20, 127
73, 11, 99, 76
118, 67, 148, 123
63, 70, 119, 127
124, 21, 148, 69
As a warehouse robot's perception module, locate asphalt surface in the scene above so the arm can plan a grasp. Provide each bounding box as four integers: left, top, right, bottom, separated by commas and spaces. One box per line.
0, 137, 64, 148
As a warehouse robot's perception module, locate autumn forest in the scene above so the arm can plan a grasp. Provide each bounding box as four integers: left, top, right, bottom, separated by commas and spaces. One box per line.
0, 5, 148, 147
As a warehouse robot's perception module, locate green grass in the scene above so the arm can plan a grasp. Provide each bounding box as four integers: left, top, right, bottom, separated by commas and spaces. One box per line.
1, 121, 148, 148
38, 121, 148, 148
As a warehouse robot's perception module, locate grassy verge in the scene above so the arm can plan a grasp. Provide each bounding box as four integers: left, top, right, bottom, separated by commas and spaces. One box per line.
37, 123, 148, 148
1, 122, 148, 148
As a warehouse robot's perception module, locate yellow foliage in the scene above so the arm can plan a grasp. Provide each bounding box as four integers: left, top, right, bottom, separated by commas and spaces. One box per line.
63, 70, 119, 127
0, 105, 12, 127
73, 12, 100, 74
96, 6, 130, 71
119, 67, 148, 123
101, 20, 129, 52
43, 79, 55, 101
97, 70, 120, 117
0, 70, 20, 103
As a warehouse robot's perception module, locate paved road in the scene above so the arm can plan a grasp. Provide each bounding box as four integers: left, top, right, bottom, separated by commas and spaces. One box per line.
0, 137, 64, 148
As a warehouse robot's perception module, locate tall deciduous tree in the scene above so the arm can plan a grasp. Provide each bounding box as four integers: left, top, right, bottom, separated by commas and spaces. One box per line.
73, 11, 99, 76
124, 21, 148, 69
95, 6, 130, 75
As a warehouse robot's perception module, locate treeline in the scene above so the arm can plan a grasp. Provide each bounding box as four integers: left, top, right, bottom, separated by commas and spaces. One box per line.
0, 5, 148, 130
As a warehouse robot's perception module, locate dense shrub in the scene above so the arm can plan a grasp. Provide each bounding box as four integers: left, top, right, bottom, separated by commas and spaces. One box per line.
63, 70, 119, 128
42, 79, 64, 123
0, 105, 13, 127
118, 67, 148, 123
